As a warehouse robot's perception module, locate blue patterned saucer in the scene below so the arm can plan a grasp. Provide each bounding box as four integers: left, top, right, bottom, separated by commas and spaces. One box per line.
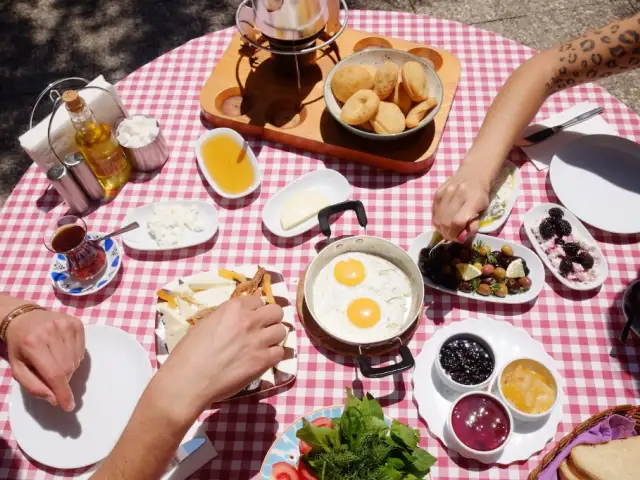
48, 234, 122, 296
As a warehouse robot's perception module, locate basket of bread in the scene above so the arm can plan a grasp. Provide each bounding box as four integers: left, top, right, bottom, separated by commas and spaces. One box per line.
528, 404, 640, 480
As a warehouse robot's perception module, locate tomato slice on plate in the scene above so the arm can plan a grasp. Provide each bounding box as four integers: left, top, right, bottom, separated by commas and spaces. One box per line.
298, 461, 319, 480
310, 417, 333, 429
299, 440, 312, 455
271, 462, 301, 480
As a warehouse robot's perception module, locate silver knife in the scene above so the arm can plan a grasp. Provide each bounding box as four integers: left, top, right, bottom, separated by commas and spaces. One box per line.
519, 107, 604, 146
165, 437, 207, 472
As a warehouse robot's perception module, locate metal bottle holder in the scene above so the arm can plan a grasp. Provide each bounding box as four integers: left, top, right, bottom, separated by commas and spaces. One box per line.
30, 76, 169, 172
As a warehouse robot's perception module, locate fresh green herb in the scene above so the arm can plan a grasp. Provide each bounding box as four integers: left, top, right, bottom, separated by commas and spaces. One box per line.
486, 250, 497, 265
470, 278, 481, 291
296, 389, 436, 479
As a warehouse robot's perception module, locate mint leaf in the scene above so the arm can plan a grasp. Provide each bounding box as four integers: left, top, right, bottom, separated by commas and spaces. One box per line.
296, 419, 335, 453
411, 448, 437, 473
390, 420, 420, 450
345, 387, 361, 410
360, 393, 385, 419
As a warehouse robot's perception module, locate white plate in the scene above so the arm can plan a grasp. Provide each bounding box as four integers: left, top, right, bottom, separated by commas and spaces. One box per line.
412, 317, 565, 465
261, 169, 351, 238
523, 203, 609, 291
408, 230, 545, 304
478, 161, 521, 234
122, 200, 219, 251
550, 134, 640, 234
195, 128, 262, 199
324, 48, 443, 141
10, 325, 152, 469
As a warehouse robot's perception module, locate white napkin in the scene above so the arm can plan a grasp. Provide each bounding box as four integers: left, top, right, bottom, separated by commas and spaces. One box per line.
75, 422, 217, 480
19, 75, 129, 173
521, 102, 618, 170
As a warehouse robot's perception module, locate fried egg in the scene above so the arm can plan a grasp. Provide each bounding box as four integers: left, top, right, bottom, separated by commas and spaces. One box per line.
312, 252, 412, 342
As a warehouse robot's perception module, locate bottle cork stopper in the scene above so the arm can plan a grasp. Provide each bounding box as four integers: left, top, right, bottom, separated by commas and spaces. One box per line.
62, 90, 84, 112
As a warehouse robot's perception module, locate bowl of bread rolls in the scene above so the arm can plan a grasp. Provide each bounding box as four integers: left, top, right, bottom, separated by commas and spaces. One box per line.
324, 48, 443, 140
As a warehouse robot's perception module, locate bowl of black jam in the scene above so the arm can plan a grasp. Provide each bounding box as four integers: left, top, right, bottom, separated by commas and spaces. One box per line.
435, 332, 496, 392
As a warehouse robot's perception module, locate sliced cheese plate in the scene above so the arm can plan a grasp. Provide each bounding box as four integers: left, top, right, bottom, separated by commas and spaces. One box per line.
155, 265, 297, 400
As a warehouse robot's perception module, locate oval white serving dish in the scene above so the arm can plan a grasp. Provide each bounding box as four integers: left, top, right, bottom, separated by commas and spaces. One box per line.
195, 127, 262, 199
262, 169, 351, 238
478, 161, 521, 234
408, 230, 545, 304
523, 203, 608, 291
122, 200, 219, 251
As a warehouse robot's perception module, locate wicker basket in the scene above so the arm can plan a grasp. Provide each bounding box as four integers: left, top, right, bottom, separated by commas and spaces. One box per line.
528, 405, 640, 479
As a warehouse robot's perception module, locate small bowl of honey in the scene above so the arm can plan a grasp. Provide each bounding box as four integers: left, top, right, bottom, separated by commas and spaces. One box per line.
495, 358, 559, 422
195, 128, 261, 199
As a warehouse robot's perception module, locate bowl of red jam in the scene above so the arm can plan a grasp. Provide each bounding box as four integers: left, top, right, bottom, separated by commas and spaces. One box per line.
447, 391, 512, 460
435, 333, 496, 392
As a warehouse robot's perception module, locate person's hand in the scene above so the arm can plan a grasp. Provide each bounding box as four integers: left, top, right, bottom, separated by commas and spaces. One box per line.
6, 309, 85, 412
432, 162, 492, 241
149, 296, 286, 423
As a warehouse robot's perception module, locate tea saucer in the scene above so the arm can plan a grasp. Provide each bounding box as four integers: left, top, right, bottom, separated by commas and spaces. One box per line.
49, 234, 122, 296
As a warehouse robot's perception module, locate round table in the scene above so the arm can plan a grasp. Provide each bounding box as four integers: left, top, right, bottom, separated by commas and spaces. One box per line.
1, 10, 639, 480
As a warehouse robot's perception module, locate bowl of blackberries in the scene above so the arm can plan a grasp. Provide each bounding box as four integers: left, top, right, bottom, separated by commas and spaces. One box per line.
418, 240, 534, 298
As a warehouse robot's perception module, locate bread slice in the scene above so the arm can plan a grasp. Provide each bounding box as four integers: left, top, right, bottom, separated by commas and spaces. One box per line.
559, 458, 589, 480
570, 436, 640, 480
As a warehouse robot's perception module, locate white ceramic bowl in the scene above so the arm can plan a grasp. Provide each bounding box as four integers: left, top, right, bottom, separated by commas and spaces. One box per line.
523, 203, 608, 291
324, 48, 443, 141
494, 357, 560, 423
477, 161, 521, 234
195, 128, 261, 199
622, 279, 640, 338
435, 332, 496, 393
446, 391, 513, 463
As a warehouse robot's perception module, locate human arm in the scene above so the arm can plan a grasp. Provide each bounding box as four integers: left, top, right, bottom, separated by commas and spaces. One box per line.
433, 12, 640, 240
0, 294, 85, 411
91, 296, 286, 480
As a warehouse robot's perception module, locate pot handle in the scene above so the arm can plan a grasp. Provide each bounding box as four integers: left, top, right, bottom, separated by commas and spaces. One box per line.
357, 343, 415, 379
318, 200, 368, 238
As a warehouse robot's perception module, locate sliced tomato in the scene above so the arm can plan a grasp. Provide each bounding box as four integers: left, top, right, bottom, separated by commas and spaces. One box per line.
298, 461, 319, 480
310, 417, 333, 429
299, 440, 312, 455
271, 462, 301, 480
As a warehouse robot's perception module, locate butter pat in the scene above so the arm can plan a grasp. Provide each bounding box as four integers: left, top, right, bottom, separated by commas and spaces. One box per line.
280, 190, 330, 230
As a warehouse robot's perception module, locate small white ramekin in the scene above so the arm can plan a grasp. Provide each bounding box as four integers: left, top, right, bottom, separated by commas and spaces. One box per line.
435, 332, 496, 393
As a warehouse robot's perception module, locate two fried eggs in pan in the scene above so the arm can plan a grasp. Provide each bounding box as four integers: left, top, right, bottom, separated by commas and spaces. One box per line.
313, 252, 412, 342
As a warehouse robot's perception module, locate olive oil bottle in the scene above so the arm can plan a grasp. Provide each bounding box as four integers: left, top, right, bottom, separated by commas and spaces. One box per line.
62, 90, 131, 200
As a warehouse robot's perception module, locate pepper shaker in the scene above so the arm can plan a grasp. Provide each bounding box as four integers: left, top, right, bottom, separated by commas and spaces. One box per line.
62, 152, 105, 201
46, 164, 90, 214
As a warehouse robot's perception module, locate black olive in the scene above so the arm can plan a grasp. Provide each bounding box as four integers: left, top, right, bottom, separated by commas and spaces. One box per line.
481, 277, 496, 286
458, 281, 474, 293
506, 278, 520, 294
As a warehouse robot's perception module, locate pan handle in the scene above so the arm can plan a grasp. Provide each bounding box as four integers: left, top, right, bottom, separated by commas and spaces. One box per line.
357, 342, 415, 379
318, 200, 368, 238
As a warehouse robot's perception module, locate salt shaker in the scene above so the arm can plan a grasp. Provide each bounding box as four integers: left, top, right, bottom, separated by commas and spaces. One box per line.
116, 115, 169, 172
46, 164, 90, 214
62, 152, 105, 201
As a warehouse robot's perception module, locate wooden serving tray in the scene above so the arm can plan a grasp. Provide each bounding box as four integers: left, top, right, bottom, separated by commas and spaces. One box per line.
200, 28, 461, 174
296, 269, 420, 357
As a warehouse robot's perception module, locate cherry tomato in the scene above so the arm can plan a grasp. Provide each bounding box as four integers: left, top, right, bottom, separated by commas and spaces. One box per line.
298, 462, 319, 480
271, 462, 301, 480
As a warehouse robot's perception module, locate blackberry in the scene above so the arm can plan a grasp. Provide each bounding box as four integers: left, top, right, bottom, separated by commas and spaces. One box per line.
559, 258, 574, 276
555, 219, 572, 237
548, 208, 564, 219
539, 219, 555, 240
576, 251, 594, 270
563, 242, 581, 257
554, 237, 565, 246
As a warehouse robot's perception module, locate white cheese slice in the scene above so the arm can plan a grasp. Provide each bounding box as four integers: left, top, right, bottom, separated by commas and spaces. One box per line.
164, 323, 189, 352
177, 297, 197, 317
280, 190, 330, 231
193, 284, 236, 307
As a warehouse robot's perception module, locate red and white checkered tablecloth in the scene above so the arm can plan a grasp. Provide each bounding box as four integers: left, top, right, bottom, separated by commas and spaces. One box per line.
1, 10, 639, 480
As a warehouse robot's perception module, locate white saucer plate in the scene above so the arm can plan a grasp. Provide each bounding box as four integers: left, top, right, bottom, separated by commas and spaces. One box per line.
122, 200, 219, 251
412, 317, 565, 465
550, 134, 640, 234
523, 203, 608, 291
10, 325, 152, 469
261, 169, 351, 238
49, 235, 122, 296
478, 161, 521, 234
408, 230, 545, 304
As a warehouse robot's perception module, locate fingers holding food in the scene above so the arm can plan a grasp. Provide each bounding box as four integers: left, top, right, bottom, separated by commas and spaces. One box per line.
371, 101, 406, 134
373, 61, 399, 100
405, 97, 438, 128
340, 89, 380, 126
401, 61, 429, 102
331, 65, 375, 103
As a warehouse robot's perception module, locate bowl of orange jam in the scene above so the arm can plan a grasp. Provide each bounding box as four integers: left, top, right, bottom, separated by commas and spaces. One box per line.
496, 358, 559, 422
195, 128, 261, 199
